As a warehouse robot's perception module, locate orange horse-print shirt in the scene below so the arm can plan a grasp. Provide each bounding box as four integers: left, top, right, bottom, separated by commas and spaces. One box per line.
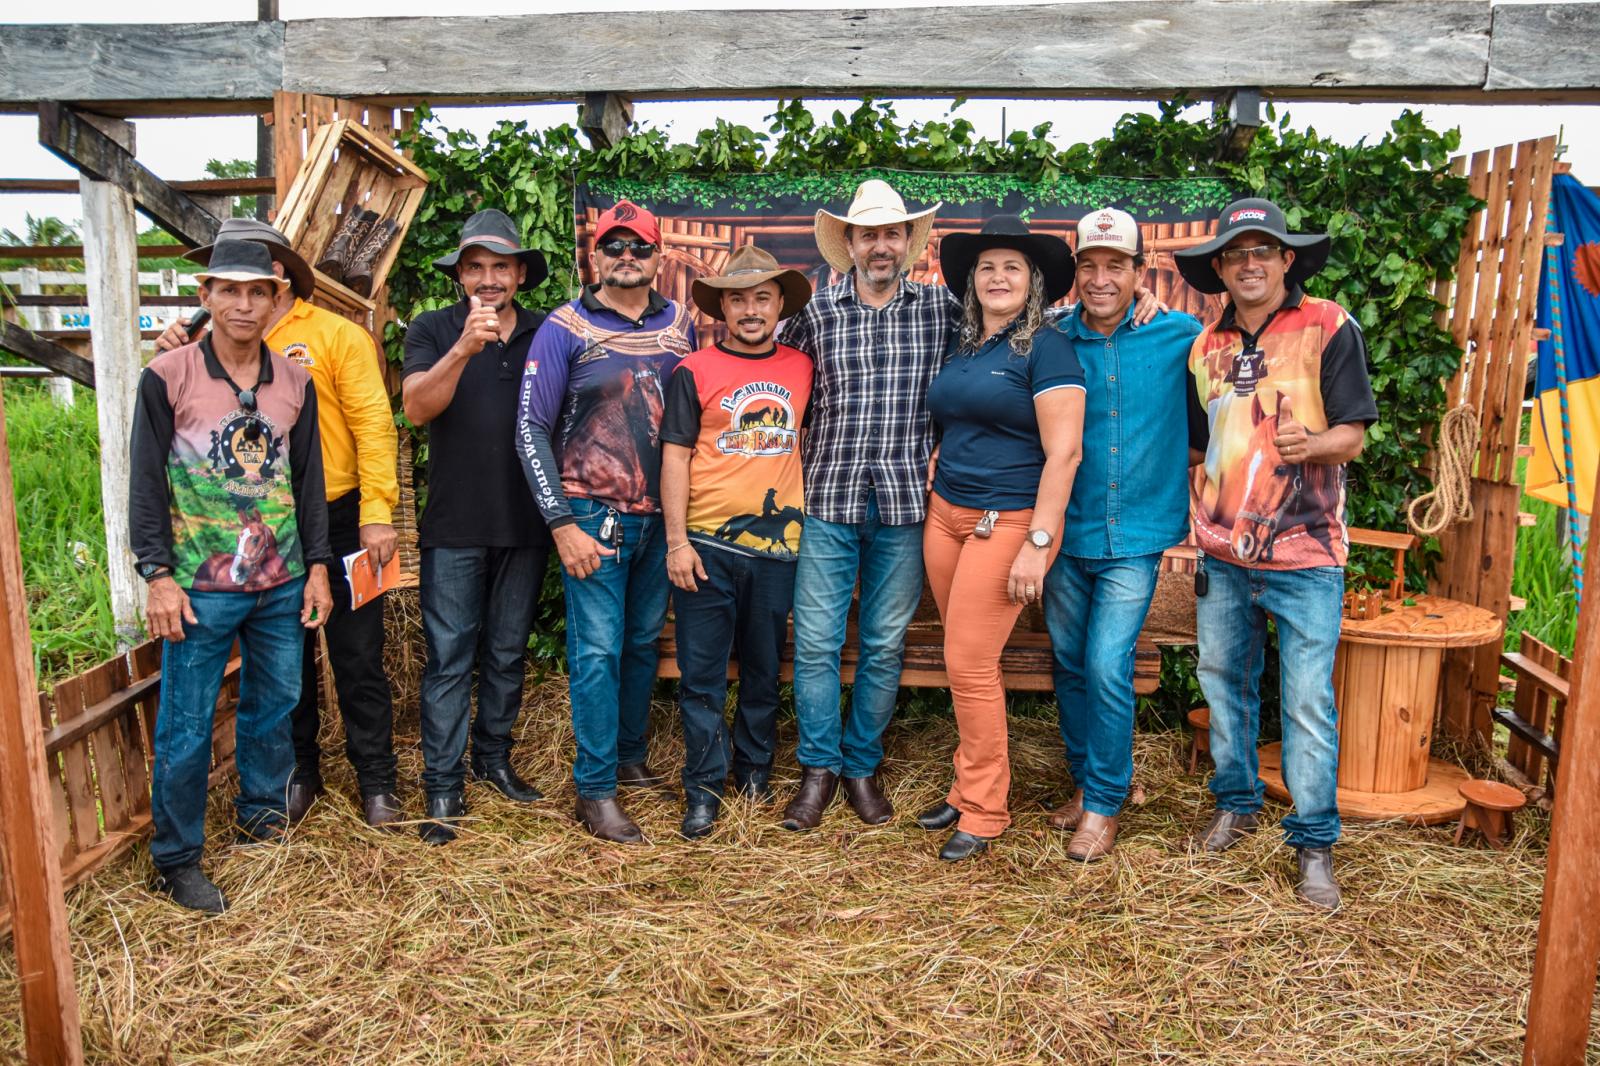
1189, 290, 1378, 571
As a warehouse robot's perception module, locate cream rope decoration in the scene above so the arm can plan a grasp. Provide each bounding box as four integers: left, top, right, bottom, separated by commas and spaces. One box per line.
1407, 404, 1481, 536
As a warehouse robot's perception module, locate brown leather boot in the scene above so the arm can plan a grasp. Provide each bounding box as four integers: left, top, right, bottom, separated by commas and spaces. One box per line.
1066, 811, 1119, 862
344, 217, 399, 296
1047, 788, 1085, 832
316, 208, 376, 283
575, 796, 644, 844
616, 762, 668, 790
841, 773, 893, 825
780, 768, 838, 831
361, 792, 404, 831
1187, 809, 1259, 853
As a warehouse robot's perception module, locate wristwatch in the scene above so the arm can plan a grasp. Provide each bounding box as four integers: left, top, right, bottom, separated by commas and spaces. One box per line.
1027, 529, 1053, 550
137, 562, 171, 582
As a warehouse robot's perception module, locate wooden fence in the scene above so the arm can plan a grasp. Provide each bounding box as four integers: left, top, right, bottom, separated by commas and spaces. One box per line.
1429, 135, 1559, 745
0, 642, 239, 936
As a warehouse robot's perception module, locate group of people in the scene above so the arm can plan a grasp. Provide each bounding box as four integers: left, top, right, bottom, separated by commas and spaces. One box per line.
130, 177, 1374, 917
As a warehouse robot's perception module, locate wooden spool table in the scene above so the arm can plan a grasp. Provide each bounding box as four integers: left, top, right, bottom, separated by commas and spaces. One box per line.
1258, 594, 1502, 825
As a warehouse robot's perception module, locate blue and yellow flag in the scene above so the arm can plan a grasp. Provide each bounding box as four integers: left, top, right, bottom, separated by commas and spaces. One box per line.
1530, 173, 1600, 515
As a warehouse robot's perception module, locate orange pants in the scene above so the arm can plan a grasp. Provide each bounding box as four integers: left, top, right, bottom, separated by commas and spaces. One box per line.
923, 493, 1044, 837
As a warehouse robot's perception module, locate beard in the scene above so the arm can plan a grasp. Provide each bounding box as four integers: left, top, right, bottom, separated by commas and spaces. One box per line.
731, 319, 774, 345
604, 273, 651, 289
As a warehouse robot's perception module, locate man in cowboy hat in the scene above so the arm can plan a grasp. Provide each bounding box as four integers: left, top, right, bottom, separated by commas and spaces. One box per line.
1042, 207, 1205, 862
774, 178, 950, 831
659, 244, 814, 839
402, 208, 554, 844
1174, 197, 1378, 910
131, 240, 334, 912
159, 217, 401, 830
517, 200, 697, 844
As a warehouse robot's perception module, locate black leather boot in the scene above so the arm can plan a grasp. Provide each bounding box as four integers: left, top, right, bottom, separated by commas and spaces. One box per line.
418, 792, 466, 846
939, 830, 994, 863
1295, 847, 1342, 910
471, 762, 544, 804
151, 865, 227, 915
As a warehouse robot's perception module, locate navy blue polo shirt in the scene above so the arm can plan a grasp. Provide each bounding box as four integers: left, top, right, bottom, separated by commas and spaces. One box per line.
927, 324, 1086, 510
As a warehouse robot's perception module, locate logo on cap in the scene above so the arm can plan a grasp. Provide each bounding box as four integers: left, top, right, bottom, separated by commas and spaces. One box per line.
1230, 208, 1269, 224
612, 203, 639, 224
1095, 212, 1116, 233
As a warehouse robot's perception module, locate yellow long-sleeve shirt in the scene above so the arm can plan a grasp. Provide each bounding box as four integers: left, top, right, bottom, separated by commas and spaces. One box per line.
267, 299, 399, 527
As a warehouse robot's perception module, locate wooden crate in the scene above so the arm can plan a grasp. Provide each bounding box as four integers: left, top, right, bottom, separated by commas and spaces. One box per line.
274, 119, 429, 323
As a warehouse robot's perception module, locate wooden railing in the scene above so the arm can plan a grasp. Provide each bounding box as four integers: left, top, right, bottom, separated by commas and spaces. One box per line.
1496, 632, 1571, 799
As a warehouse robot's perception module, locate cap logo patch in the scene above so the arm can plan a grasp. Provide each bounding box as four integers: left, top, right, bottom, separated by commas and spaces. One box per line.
1230, 208, 1269, 224
1096, 212, 1115, 232
612, 203, 639, 223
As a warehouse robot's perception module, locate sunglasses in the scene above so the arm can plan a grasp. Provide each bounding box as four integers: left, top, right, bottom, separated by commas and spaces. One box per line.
235, 387, 263, 443
598, 238, 658, 259
1217, 244, 1283, 266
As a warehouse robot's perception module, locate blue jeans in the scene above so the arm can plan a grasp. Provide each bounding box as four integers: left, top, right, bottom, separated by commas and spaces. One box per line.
563, 498, 668, 799
792, 490, 925, 777
418, 545, 548, 796
1197, 555, 1344, 848
673, 548, 795, 805
1045, 552, 1162, 818
149, 577, 306, 872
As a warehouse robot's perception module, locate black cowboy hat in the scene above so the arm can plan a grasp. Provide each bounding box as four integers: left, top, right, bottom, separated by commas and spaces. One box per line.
432, 208, 549, 291
939, 215, 1075, 304
1174, 197, 1331, 295
185, 218, 314, 300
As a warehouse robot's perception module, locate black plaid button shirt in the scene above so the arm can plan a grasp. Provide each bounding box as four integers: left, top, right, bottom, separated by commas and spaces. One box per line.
780, 273, 961, 526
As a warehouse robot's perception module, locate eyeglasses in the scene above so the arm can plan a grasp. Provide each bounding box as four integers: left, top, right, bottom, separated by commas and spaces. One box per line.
598, 238, 658, 259
1218, 244, 1282, 266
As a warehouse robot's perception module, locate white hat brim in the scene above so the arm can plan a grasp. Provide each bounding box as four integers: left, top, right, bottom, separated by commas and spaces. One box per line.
814, 202, 941, 276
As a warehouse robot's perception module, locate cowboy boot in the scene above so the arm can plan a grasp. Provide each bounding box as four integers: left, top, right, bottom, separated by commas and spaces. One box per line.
344, 217, 400, 297
316, 208, 377, 284
1047, 787, 1085, 832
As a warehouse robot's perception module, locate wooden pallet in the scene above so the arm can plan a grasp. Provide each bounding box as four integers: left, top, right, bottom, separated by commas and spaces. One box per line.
657, 623, 1161, 695
274, 118, 429, 321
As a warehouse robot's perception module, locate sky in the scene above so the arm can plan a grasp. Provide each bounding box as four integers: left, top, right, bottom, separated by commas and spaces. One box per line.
3, 1, 1598, 236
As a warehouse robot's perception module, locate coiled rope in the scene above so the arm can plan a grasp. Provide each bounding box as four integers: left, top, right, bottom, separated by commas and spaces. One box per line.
1407, 404, 1481, 537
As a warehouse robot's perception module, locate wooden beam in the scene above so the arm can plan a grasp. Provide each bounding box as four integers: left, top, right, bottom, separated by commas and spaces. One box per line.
78, 136, 147, 648
0, 322, 95, 388
0, 246, 195, 261
1524, 464, 1600, 1063
0, 21, 283, 110
37, 104, 222, 247
0, 383, 86, 1065
1489, 2, 1600, 92
287, 5, 1491, 98
0, 179, 272, 197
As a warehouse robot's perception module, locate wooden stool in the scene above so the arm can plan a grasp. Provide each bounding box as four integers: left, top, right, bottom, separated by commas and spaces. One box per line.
1186, 707, 1211, 774
1454, 779, 1527, 849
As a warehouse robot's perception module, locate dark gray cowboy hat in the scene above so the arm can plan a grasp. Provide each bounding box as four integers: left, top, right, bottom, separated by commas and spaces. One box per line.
691, 244, 812, 322
185, 218, 314, 299
1174, 197, 1331, 295
192, 240, 291, 290
432, 208, 549, 291
939, 215, 1075, 304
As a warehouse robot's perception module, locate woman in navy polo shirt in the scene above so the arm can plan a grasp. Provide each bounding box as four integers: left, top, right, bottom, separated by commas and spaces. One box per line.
916, 216, 1087, 862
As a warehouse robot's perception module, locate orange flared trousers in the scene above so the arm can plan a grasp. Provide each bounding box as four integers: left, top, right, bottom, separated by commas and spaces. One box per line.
923, 493, 1047, 837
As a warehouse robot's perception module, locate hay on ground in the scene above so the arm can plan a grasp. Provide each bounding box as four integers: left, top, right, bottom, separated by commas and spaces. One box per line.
0, 665, 1589, 1064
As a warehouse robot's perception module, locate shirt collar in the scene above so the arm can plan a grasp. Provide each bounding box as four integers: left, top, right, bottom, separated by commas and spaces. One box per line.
200, 333, 275, 386
1218, 285, 1306, 332
579, 283, 669, 325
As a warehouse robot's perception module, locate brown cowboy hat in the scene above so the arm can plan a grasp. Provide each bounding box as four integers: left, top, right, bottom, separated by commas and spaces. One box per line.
185, 218, 314, 299
691, 244, 812, 322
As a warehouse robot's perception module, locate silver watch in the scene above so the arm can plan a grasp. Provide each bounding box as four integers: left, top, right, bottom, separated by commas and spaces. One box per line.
1027, 528, 1053, 550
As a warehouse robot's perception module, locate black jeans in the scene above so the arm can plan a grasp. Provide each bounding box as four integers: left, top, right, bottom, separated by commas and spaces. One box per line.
418, 544, 549, 796
292, 491, 397, 796
673, 546, 795, 805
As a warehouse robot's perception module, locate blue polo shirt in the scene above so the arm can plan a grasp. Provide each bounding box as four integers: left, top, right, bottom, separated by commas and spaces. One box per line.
927, 324, 1086, 510
1056, 304, 1203, 559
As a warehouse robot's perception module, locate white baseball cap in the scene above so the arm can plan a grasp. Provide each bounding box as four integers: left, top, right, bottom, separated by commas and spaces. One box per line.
1075, 207, 1142, 259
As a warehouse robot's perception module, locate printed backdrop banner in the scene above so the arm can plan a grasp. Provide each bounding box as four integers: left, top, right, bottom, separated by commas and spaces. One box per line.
576, 170, 1238, 342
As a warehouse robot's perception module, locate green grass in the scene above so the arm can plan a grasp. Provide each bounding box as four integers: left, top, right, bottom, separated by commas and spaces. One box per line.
1, 380, 117, 682
1506, 495, 1580, 657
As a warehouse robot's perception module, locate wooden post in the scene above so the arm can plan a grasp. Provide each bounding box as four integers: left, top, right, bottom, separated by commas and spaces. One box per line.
579, 93, 634, 150
1524, 468, 1600, 1064
16, 267, 74, 407
0, 383, 86, 1066
77, 114, 145, 650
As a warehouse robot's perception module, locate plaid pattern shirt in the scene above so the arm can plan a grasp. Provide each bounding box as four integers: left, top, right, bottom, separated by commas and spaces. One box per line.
779, 273, 961, 525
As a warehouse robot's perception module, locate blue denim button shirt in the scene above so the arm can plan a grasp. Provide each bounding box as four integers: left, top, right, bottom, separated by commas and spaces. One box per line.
1056, 304, 1202, 559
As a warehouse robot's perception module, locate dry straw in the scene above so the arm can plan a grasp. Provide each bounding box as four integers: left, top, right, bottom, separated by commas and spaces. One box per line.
0, 655, 1580, 1063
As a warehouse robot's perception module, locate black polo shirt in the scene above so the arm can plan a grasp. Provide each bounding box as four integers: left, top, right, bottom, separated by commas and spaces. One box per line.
403, 299, 552, 549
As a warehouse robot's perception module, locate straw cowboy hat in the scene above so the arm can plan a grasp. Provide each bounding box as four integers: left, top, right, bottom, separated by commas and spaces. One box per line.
185, 218, 314, 299
939, 215, 1075, 304
432, 208, 550, 292
691, 244, 812, 322
1174, 197, 1331, 295
193, 240, 292, 290
814, 179, 942, 275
